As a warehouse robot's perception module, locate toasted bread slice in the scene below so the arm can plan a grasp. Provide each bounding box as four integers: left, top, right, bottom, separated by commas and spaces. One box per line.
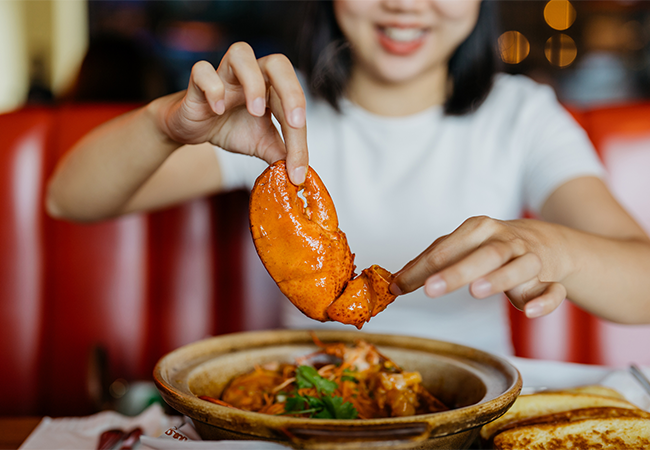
492, 417, 650, 449
480, 392, 639, 441
486, 407, 650, 447
552, 385, 626, 400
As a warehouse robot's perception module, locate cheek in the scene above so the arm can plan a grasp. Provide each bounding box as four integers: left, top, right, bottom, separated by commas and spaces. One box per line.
333, 0, 364, 41
434, 0, 482, 20
334, 0, 380, 50
333, 0, 376, 25
436, 0, 482, 49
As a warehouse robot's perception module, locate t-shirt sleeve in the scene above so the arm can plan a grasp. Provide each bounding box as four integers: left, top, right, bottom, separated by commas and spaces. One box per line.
214, 146, 268, 191
519, 81, 606, 215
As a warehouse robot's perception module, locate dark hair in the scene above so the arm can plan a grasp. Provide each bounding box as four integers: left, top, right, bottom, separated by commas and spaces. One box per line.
297, 1, 499, 115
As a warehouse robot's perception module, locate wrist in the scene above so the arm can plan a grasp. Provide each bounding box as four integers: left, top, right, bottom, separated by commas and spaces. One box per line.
144, 94, 184, 151
551, 222, 582, 284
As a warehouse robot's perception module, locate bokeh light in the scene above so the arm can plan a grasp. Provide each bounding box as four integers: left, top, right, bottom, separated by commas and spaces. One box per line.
498, 31, 530, 65
545, 34, 577, 68
544, 0, 576, 31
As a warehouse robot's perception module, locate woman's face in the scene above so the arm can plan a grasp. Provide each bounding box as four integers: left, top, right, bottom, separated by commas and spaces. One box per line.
333, 0, 482, 84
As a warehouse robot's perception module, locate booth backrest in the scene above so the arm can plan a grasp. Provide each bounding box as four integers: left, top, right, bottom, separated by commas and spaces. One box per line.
0, 105, 249, 416
510, 102, 650, 367
3, 101, 650, 416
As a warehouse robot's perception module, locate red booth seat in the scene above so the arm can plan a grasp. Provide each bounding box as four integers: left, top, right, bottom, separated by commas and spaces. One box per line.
0, 105, 250, 416
510, 102, 650, 367
3, 101, 650, 416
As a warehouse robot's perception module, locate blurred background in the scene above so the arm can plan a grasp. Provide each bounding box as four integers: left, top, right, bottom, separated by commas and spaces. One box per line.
3, 0, 650, 111
3, 0, 650, 418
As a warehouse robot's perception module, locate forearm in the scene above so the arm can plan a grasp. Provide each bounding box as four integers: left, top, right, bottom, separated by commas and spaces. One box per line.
46, 96, 180, 222
561, 227, 650, 324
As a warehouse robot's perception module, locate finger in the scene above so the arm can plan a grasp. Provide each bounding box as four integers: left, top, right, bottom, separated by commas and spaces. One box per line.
267, 86, 308, 185
187, 61, 225, 114
257, 53, 307, 129
470, 252, 542, 299
250, 111, 288, 165
258, 54, 308, 185
217, 42, 267, 117
391, 216, 502, 295
505, 278, 548, 310
523, 282, 566, 318
426, 240, 523, 298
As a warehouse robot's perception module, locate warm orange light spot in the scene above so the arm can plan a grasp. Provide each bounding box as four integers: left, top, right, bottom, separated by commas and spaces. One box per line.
545, 34, 577, 68
498, 31, 530, 64
544, 0, 576, 31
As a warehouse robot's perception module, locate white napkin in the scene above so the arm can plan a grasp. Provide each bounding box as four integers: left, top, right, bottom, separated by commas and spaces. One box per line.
19, 404, 182, 450
139, 422, 290, 449
600, 367, 650, 411
507, 355, 612, 390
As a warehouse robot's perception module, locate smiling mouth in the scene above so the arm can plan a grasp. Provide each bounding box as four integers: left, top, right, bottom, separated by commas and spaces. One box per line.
377, 26, 429, 55
380, 26, 427, 43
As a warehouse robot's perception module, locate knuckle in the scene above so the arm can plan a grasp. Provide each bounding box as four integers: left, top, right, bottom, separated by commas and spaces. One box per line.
524, 252, 542, 273
265, 53, 293, 73
509, 236, 527, 256
466, 215, 500, 235
493, 269, 517, 290
463, 215, 483, 228
423, 250, 446, 274
265, 53, 291, 70
517, 279, 542, 303
229, 41, 254, 58
191, 60, 213, 75
483, 241, 510, 262
204, 84, 224, 98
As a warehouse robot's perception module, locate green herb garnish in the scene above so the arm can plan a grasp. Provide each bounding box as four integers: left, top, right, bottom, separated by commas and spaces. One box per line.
295, 366, 337, 394
283, 393, 358, 419
280, 366, 358, 419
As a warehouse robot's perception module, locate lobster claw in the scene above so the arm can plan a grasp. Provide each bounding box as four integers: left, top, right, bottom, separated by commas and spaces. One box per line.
327, 265, 396, 329
250, 161, 397, 326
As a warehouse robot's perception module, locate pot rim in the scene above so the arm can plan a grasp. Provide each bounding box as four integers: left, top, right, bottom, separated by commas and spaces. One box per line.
153, 329, 521, 432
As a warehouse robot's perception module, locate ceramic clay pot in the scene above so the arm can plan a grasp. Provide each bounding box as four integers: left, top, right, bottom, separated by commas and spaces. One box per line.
154, 330, 521, 449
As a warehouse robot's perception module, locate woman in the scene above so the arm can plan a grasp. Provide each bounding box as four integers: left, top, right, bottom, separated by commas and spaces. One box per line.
47, 1, 650, 355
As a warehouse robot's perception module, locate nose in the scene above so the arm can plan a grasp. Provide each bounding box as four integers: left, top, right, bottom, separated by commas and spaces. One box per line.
382, 0, 430, 13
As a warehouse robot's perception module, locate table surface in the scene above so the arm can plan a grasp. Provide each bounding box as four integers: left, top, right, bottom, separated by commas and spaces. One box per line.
0, 417, 41, 450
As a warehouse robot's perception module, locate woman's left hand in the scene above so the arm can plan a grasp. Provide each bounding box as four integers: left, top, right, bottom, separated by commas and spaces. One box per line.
390, 216, 575, 318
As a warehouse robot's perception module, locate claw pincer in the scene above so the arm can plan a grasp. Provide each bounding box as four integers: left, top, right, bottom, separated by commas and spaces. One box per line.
250, 161, 397, 328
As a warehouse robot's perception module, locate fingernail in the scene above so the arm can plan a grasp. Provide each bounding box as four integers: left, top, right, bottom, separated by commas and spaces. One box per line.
525, 301, 545, 318
425, 275, 446, 298
292, 166, 307, 185
289, 107, 306, 128
389, 283, 402, 296
252, 97, 265, 116
471, 279, 492, 298
215, 100, 225, 115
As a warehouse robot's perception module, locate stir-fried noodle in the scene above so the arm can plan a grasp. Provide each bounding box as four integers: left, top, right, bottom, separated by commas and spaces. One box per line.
200, 336, 448, 419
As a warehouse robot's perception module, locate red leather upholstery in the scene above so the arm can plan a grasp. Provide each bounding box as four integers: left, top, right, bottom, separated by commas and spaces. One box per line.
3, 101, 650, 415
0, 105, 247, 415
0, 108, 52, 415
510, 102, 650, 366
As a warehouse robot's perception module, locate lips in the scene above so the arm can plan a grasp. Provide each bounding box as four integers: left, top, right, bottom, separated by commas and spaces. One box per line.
377, 25, 428, 56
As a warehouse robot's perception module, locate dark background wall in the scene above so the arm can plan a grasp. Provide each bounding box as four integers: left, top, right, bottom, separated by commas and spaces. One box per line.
83, 0, 650, 106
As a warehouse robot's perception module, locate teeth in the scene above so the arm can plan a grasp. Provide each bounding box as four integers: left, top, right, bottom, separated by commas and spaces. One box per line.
383, 27, 424, 42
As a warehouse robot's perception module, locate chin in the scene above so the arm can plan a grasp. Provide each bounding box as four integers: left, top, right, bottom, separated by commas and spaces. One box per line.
373, 59, 437, 85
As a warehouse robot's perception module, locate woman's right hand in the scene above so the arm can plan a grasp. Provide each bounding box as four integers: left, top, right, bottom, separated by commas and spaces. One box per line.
152, 42, 309, 185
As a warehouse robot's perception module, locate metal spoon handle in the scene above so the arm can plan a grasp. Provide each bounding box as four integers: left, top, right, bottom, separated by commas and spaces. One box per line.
629, 364, 650, 396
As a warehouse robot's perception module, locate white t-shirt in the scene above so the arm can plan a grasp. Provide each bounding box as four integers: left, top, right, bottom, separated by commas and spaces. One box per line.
214, 74, 605, 356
